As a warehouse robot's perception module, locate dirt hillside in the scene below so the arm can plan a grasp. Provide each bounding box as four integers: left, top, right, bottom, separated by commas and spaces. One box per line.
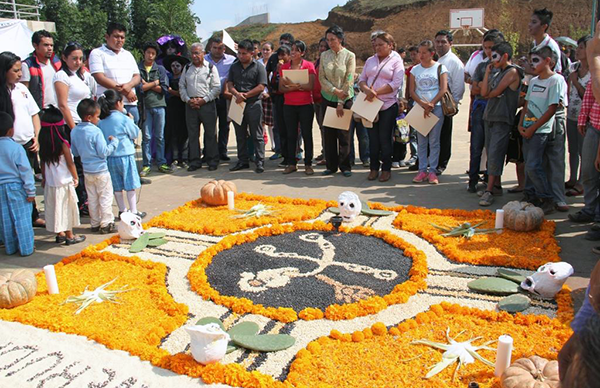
228, 0, 592, 62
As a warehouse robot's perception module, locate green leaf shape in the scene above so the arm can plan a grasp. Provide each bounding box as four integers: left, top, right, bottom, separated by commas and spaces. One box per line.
195, 317, 225, 331
327, 207, 340, 214
467, 277, 519, 295
148, 232, 166, 239
498, 294, 531, 313
361, 208, 393, 217
129, 233, 150, 253
147, 238, 168, 247
231, 334, 295, 352
496, 269, 528, 284
227, 321, 259, 337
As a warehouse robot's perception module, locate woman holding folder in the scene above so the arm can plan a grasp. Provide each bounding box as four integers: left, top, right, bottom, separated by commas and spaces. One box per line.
279, 40, 316, 175
358, 32, 404, 182
409, 40, 448, 185
319, 25, 356, 177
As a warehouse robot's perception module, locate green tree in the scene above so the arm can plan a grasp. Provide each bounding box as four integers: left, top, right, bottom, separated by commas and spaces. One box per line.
40, 0, 84, 50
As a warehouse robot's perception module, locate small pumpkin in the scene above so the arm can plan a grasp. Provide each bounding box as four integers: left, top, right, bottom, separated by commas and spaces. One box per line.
501, 356, 559, 388
0, 269, 37, 309
502, 201, 545, 232
200, 180, 237, 206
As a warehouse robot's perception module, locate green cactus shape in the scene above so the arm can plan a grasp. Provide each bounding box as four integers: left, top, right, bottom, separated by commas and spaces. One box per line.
231, 334, 295, 352
129, 233, 150, 253
147, 238, 168, 247
148, 232, 166, 239
496, 268, 528, 284
361, 208, 393, 217
195, 316, 225, 331
227, 321, 259, 337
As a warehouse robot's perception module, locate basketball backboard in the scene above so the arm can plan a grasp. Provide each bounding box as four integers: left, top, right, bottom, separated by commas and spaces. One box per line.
450, 8, 484, 29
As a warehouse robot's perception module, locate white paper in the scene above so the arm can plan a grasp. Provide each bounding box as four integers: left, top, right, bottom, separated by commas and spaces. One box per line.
227, 191, 235, 211
222, 30, 237, 54
351, 92, 383, 123
495, 209, 504, 233
282, 69, 309, 85
494, 335, 513, 377
228, 100, 245, 126
323, 107, 352, 131
405, 104, 440, 136
43, 265, 59, 294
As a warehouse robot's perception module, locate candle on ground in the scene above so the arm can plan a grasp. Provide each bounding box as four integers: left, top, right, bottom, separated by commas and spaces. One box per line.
494, 334, 513, 377
495, 209, 504, 233
43, 265, 59, 294
227, 191, 235, 211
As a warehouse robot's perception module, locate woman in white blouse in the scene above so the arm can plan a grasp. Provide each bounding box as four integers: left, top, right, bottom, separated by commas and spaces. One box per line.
54, 42, 96, 129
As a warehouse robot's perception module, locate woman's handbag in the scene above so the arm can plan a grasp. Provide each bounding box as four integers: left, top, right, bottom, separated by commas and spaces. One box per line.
437, 64, 458, 117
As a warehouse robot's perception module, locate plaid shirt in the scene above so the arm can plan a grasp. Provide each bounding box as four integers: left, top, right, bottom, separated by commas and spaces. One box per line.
578, 81, 600, 128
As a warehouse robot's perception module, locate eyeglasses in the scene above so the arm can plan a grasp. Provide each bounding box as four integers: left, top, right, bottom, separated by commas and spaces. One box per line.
64, 41, 81, 51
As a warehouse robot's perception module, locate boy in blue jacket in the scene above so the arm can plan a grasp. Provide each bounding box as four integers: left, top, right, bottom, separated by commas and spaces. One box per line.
70, 99, 119, 233
0, 112, 35, 256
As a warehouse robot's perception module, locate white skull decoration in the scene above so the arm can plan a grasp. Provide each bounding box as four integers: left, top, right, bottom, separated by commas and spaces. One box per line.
520, 262, 574, 299
118, 211, 144, 240
338, 191, 362, 222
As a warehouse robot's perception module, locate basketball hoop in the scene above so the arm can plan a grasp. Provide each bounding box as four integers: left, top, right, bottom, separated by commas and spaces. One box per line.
460, 17, 473, 36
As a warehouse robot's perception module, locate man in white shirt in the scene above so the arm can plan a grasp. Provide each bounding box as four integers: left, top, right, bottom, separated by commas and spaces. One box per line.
527, 8, 563, 74
89, 22, 140, 123
435, 30, 465, 173
21, 30, 60, 109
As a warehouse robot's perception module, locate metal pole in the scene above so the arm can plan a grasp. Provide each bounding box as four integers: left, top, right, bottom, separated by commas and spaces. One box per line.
594, 0, 598, 35
12, 0, 17, 19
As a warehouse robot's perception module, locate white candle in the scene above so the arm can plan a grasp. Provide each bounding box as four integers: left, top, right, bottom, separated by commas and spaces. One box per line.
494, 334, 513, 377
495, 209, 504, 233
43, 265, 59, 294
227, 191, 235, 211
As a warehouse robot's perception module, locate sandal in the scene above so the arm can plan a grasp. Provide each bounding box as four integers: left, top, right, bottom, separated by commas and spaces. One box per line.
566, 187, 583, 197
33, 218, 46, 228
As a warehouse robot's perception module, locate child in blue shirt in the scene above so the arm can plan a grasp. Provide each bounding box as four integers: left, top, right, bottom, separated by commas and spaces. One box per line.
518, 46, 566, 214
70, 99, 119, 233
0, 112, 35, 256
97, 90, 146, 219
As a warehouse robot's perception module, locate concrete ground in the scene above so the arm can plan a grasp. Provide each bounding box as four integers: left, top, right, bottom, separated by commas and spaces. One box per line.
1, 106, 595, 302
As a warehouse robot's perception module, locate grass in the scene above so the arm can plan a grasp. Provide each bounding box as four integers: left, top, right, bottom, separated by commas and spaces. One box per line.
333, 0, 427, 15
213, 24, 278, 43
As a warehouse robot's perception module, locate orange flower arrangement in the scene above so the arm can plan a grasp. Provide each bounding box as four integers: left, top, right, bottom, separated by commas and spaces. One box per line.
392, 205, 560, 270
147, 193, 333, 236
286, 303, 574, 388
187, 221, 428, 322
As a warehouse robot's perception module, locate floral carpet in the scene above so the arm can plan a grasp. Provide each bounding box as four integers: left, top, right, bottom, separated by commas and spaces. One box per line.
0, 194, 573, 388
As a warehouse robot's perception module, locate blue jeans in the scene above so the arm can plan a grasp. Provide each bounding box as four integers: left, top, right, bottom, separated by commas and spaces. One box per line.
142, 107, 166, 167
417, 105, 444, 173
468, 102, 486, 185
349, 120, 370, 163
523, 133, 552, 200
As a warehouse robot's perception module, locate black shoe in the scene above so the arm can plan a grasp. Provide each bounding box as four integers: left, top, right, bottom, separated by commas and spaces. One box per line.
208, 165, 218, 171
187, 165, 201, 172
467, 184, 477, 193
230, 163, 250, 171
220, 155, 231, 161
437, 166, 446, 175
91, 226, 100, 233
100, 223, 116, 234
585, 229, 600, 241
255, 162, 264, 173
56, 235, 67, 244
66, 235, 86, 245
568, 211, 595, 223
322, 169, 334, 176
140, 177, 152, 185
408, 163, 419, 171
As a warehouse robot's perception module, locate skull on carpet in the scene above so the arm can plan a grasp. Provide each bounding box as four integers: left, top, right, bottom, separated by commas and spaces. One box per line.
118, 211, 144, 240
338, 191, 362, 222
520, 262, 574, 299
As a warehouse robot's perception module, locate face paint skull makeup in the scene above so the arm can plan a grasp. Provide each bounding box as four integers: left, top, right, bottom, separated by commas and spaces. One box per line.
337, 191, 362, 222
118, 211, 145, 240
530, 55, 543, 69
520, 262, 574, 299
491, 52, 501, 63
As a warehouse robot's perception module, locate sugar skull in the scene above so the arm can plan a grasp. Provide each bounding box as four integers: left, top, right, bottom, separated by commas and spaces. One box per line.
520, 262, 574, 299
118, 211, 144, 240
185, 323, 230, 365
338, 191, 362, 222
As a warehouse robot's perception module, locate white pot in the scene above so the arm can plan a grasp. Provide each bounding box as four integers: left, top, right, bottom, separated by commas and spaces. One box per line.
185, 323, 230, 365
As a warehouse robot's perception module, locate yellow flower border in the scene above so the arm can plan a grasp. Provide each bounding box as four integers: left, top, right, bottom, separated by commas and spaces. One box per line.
286, 301, 574, 388
188, 221, 429, 322
146, 193, 334, 236
390, 205, 561, 270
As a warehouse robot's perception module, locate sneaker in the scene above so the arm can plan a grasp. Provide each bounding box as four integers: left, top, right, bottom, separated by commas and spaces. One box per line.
296, 152, 303, 161
407, 156, 417, 166
175, 160, 189, 169
315, 154, 325, 161
269, 153, 282, 160
278, 161, 288, 168
398, 160, 408, 167
479, 191, 494, 206
592, 246, 600, 255
555, 202, 569, 212
305, 166, 314, 175
283, 165, 297, 174
467, 184, 478, 193
65, 235, 86, 245
408, 163, 419, 171
568, 211, 594, 223
133, 211, 147, 219
362, 160, 370, 168
140, 166, 151, 177
428, 172, 439, 184
412, 172, 428, 183
477, 186, 503, 197
342, 171, 352, 177
584, 230, 600, 241
100, 223, 116, 234
322, 169, 334, 176
392, 162, 400, 168
158, 164, 172, 173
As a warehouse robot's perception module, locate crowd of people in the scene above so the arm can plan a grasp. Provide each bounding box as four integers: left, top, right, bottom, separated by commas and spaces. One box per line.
0, 9, 597, 247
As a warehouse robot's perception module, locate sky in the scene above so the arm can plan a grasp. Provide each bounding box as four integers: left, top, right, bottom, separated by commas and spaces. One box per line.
192, 0, 344, 41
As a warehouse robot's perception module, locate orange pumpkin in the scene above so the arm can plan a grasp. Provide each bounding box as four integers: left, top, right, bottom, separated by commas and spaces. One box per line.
0, 269, 37, 309
501, 356, 559, 388
200, 180, 237, 206
502, 201, 545, 232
